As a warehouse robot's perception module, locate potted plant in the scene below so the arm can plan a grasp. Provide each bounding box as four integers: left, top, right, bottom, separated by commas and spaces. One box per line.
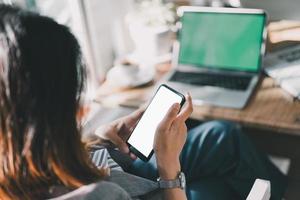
126, 0, 176, 62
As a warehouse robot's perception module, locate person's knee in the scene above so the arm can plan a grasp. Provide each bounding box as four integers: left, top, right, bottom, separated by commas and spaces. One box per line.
190, 120, 241, 143
209, 120, 239, 134
183, 120, 242, 176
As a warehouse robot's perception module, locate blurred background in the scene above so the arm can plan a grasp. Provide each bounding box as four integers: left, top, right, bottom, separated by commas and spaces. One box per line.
1, 1, 300, 199
1, 0, 299, 100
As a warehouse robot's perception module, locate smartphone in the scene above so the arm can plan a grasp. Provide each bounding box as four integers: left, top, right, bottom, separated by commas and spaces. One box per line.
127, 84, 186, 162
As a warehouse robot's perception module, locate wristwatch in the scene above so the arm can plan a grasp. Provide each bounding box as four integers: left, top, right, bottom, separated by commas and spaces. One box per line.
157, 172, 186, 189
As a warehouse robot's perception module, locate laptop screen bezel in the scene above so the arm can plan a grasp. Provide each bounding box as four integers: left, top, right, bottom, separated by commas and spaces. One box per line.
176, 6, 267, 74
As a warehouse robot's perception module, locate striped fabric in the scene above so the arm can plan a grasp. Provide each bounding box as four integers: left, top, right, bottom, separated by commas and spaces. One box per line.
90, 145, 123, 171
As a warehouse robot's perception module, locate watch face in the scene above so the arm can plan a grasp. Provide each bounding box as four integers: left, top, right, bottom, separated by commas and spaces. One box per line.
180, 172, 186, 189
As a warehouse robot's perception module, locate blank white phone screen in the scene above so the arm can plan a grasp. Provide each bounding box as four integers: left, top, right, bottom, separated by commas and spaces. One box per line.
128, 86, 183, 157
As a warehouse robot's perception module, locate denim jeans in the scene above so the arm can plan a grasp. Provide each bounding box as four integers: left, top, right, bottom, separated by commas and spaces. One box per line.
127, 121, 287, 200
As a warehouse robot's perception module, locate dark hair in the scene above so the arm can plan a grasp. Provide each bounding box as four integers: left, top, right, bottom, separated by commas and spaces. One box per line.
0, 5, 105, 199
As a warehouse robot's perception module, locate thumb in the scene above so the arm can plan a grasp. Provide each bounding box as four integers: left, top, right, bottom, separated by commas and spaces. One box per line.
158, 103, 180, 130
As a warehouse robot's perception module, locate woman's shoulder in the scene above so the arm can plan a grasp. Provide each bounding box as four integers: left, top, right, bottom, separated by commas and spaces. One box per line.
50, 181, 131, 200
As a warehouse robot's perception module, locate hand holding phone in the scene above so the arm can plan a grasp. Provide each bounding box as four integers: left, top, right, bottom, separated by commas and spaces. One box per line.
127, 84, 186, 161
154, 93, 193, 179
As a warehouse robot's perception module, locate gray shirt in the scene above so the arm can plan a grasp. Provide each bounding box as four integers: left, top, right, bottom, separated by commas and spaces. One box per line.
49, 170, 163, 200
49, 146, 163, 200
49, 181, 131, 200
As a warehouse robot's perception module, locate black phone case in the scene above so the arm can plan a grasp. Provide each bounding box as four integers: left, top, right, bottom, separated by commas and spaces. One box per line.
127, 84, 186, 162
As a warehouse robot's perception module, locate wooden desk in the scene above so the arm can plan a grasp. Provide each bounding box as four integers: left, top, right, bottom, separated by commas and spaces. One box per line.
191, 77, 300, 135
95, 21, 300, 136
95, 65, 300, 136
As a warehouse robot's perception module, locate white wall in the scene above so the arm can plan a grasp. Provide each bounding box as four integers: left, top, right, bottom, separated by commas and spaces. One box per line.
83, 0, 135, 76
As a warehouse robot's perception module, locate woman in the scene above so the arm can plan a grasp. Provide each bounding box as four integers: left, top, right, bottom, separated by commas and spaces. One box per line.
0, 4, 191, 199
0, 4, 286, 200
0, 5, 107, 199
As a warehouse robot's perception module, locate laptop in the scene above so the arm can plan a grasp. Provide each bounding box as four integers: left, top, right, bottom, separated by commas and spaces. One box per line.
163, 6, 267, 109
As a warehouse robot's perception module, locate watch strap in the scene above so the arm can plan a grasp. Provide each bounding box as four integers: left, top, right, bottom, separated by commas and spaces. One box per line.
158, 178, 181, 189
157, 172, 186, 189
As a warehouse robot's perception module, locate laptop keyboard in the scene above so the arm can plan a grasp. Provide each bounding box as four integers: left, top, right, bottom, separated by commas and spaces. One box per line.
169, 71, 252, 90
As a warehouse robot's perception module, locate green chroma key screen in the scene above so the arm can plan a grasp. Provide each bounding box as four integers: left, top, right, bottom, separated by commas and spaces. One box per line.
178, 11, 265, 72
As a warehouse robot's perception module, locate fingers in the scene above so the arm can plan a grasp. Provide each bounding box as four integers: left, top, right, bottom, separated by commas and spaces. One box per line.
130, 107, 145, 120
110, 134, 129, 154
123, 107, 145, 127
177, 93, 193, 122
129, 152, 137, 160
171, 118, 188, 134
158, 103, 180, 131
110, 134, 136, 160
